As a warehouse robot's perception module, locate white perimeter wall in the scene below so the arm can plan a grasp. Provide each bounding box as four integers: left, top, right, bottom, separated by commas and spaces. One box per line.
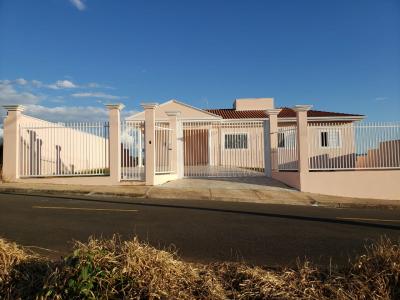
273, 170, 400, 200
20, 115, 109, 176
302, 170, 400, 200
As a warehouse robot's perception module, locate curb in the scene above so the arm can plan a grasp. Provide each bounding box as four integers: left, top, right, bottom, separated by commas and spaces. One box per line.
0, 187, 147, 199
0, 186, 399, 210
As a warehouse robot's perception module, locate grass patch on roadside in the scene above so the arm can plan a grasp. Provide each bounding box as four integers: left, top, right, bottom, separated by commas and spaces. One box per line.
1, 236, 399, 299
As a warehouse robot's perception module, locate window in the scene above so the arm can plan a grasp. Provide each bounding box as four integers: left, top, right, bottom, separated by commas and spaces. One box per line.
278, 131, 296, 148
224, 133, 248, 149
320, 130, 341, 148
278, 132, 285, 148
321, 131, 328, 147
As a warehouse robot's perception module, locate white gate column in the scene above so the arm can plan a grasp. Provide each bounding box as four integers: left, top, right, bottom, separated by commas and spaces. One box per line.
265, 109, 281, 176
106, 103, 124, 184
142, 103, 158, 185
293, 105, 312, 188
2, 105, 25, 181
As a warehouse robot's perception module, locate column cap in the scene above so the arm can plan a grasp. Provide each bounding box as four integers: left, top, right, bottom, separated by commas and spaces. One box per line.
165, 110, 181, 117
105, 103, 125, 110
265, 108, 281, 116
293, 105, 313, 112
141, 103, 159, 110
3, 105, 25, 112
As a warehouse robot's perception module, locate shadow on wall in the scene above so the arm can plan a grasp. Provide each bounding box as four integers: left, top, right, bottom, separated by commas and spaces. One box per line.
309, 154, 356, 169
308, 139, 400, 169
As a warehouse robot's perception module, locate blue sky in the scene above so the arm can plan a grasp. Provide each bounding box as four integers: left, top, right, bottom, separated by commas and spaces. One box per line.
0, 0, 399, 121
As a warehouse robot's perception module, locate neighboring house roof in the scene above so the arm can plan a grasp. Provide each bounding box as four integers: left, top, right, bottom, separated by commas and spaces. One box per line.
206, 107, 364, 121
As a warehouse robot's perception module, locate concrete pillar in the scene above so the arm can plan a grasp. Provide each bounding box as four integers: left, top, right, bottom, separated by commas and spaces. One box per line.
165, 111, 181, 176
2, 105, 25, 181
142, 103, 158, 185
265, 109, 281, 176
293, 105, 313, 187
105, 103, 124, 184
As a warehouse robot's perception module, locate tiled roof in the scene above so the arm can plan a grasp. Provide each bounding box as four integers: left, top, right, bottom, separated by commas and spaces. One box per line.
205, 107, 363, 119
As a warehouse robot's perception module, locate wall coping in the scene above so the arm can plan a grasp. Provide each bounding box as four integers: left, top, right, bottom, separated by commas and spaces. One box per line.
105, 103, 125, 110
3, 105, 25, 112
293, 105, 313, 112
141, 103, 159, 110
265, 108, 281, 116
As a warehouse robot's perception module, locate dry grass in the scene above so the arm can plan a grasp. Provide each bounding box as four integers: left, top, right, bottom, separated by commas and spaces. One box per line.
0, 236, 399, 299
40, 236, 225, 299
0, 238, 28, 281
0, 239, 51, 299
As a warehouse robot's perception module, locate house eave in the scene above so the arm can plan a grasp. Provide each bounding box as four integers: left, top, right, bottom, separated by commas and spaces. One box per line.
278, 116, 365, 122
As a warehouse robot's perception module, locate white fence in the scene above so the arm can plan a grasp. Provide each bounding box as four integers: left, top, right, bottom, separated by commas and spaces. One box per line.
121, 121, 145, 180
19, 122, 109, 177
308, 122, 400, 170
277, 125, 298, 170
155, 122, 173, 174
183, 120, 265, 177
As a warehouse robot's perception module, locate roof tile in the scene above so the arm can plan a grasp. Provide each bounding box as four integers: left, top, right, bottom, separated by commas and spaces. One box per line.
205, 107, 363, 119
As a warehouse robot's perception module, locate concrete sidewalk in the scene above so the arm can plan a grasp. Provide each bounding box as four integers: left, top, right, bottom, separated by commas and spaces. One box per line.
0, 177, 399, 209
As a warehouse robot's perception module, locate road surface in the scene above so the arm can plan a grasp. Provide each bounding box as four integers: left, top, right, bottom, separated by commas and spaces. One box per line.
0, 191, 399, 267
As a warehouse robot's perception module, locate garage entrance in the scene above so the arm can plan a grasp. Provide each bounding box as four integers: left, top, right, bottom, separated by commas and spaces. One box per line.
182, 121, 267, 177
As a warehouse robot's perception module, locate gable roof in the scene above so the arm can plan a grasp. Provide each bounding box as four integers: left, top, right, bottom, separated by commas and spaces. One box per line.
206, 107, 364, 120
126, 99, 222, 120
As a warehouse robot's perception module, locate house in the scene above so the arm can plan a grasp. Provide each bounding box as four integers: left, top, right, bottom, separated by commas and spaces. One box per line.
127, 98, 364, 177
2, 98, 398, 200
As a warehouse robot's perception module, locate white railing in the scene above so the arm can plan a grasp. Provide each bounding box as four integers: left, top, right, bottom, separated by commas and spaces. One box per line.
19, 122, 109, 177
155, 122, 173, 174
308, 122, 400, 170
277, 125, 298, 170
183, 120, 265, 177
121, 121, 145, 180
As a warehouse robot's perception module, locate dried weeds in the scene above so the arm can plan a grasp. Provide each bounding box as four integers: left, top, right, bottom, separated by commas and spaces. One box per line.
0, 236, 399, 299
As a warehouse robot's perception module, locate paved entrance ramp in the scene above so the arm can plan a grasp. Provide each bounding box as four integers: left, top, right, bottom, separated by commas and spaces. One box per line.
161, 177, 294, 191
148, 177, 311, 205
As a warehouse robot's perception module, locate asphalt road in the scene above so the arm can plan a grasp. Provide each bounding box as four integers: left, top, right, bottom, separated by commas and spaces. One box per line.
0, 191, 399, 267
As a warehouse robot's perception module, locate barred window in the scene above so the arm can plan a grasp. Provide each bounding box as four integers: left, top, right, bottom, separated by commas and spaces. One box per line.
224, 133, 248, 149
278, 131, 296, 148
278, 132, 285, 148
320, 130, 341, 148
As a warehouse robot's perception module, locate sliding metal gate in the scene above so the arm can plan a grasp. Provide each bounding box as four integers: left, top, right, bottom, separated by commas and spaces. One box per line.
183, 120, 266, 177
19, 122, 110, 177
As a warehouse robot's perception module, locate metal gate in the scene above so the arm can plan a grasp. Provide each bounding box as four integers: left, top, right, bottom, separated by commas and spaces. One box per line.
155, 122, 173, 174
121, 121, 145, 180
19, 122, 110, 177
121, 121, 174, 180
182, 120, 266, 177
